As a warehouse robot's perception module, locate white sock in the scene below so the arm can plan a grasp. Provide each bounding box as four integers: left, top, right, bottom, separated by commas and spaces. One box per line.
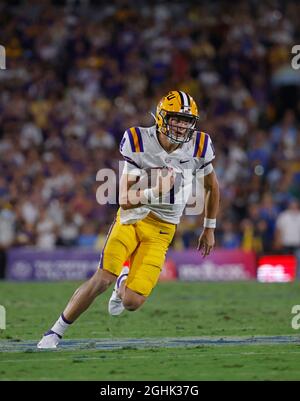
50, 313, 72, 337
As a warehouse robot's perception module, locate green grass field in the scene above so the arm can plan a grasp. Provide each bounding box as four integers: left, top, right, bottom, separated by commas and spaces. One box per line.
1, 280, 300, 380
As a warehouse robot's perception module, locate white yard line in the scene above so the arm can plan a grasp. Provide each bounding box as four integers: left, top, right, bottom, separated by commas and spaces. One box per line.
1, 335, 299, 354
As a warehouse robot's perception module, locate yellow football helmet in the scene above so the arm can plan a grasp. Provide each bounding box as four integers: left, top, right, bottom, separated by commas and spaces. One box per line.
155, 90, 199, 144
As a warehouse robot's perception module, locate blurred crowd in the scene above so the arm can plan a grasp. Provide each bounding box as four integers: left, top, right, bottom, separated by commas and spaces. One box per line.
1, 0, 300, 257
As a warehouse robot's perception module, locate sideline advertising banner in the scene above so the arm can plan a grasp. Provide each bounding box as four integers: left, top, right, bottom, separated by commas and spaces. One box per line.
7, 248, 99, 281
167, 249, 256, 281
257, 255, 297, 283
7, 248, 257, 282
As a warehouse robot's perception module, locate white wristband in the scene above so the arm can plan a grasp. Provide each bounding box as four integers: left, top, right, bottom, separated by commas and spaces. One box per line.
143, 188, 159, 203
204, 218, 216, 228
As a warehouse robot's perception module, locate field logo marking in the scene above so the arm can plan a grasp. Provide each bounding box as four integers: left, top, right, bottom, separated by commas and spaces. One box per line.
291, 305, 300, 329
0, 45, 6, 69
291, 45, 300, 70
0, 305, 6, 330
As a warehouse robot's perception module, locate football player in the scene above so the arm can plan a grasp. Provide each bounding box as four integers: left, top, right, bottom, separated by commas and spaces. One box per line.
37, 90, 220, 349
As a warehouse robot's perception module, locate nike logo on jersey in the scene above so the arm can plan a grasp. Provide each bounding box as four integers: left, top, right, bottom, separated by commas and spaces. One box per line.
159, 230, 169, 235
179, 160, 189, 164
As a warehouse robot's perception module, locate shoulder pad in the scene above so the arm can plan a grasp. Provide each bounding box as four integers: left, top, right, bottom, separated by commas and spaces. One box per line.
193, 131, 209, 158
125, 127, 144, 153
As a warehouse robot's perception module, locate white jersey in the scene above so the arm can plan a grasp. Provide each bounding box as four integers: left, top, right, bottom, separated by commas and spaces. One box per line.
119, 125, 215, 224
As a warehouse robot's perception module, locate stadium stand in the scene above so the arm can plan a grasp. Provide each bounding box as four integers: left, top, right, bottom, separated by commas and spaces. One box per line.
0, 0, 300, 275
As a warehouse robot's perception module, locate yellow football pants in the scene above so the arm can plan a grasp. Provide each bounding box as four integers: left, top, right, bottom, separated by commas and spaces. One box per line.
98, 209, 176, 297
